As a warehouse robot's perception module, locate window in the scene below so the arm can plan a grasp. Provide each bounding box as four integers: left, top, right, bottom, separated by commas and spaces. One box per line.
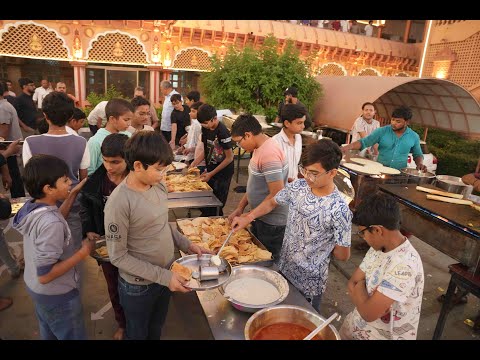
86, 65, 149, 98
169, 71, 200, 96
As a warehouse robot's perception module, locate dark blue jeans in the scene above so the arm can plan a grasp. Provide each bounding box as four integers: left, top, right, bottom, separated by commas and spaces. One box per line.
33, 294, 87, 340
118, 276, 171, 340
251, 219, 286, 261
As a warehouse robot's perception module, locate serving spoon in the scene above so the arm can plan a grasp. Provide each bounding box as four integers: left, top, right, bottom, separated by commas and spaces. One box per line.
303, 312, 338, 340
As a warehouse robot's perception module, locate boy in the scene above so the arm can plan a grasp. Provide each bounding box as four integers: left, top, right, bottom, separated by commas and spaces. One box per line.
177, 101, 203, 163
232, 140, 351, 311
104, 131, 212, 340
23, 92, 89, 250
184, 90, 200, 107
13, 154, 94, 340
228, 114, 288, 259
272, 103, 306, 182
87, 98, 133, 175
339, 192, 424, 340
189, 104, 234, 216
80, 133, 129, 340
66, 107, 87, 135
127, 96, 154, 134
170, 93, 190, 147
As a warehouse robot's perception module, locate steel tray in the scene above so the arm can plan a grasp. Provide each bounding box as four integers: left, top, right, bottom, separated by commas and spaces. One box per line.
170, 254, 231, 291
176, 216, 274, 267
90, 238, 110, 263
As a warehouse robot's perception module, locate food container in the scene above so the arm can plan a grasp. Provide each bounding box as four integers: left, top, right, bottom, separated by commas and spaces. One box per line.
244, 305, 340, 340
218, 265, 289, 313
435, 175, 468, 195
400, 168, 436, 185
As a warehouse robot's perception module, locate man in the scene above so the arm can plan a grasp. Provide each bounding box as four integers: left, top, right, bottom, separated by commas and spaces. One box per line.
32, 79, 52, 110
5, 80, 16, 97
274, 86, 312, 129
0, 82, 25, 197
13, 77, 37, 138
350, 102, 380, 157
364, 20, 374, 37
133, 86, 159, 129
87, 100, 108, 135
55, 82, 79, 107
342, 105, 427, 171
272, 103, 306, 182
228, 114, 288, 259
159, 80, 180, 143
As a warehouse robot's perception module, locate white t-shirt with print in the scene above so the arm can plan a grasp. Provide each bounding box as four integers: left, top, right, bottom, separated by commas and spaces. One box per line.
340, 239, 424, 340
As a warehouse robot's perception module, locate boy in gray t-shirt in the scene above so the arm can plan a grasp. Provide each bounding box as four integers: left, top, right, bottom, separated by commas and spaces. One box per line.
104, 131, 212, 340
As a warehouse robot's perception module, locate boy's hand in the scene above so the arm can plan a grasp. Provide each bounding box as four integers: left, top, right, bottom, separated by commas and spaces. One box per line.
188, 243, 214, 257
168, 273, 191, 293
70, 178, 88, 196
81, 238, 96, 257
86, 232, 101, 242
199, 171, 211, 182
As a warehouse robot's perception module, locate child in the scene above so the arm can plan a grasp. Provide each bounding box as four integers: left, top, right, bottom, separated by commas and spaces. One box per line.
339, 192, 424, 340
127, 96, 154, 134
189, 103, 234, 216
87, 98, 133, 175
79, 133, 129, 340
232, 139, 351, 311
272, 103, 306, 182
104, 131, 212, 340
170, 93, 190, 147
177, 101, 203, 164
66, 107, 87, 135
228, 114, 288, 259
13, 154, 94, 339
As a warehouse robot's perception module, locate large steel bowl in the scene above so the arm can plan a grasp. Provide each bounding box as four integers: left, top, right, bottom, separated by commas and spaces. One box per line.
218, 265, 289, 313
435, 175, 468, 195
400, 168, 436, 185
244, 305, 341, 340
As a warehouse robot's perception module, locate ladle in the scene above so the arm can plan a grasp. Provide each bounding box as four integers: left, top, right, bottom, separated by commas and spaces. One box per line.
303, 312, 338, 340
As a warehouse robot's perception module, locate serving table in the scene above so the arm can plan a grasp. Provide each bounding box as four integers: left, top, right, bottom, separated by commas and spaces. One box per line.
167, 195, 223, 216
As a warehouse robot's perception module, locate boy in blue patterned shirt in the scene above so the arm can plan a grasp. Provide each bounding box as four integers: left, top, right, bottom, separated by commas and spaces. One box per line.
232, 139, 352, 311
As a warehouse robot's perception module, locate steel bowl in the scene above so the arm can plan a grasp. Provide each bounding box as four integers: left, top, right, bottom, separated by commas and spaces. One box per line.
244, 305, 340, 340
400, 168, 436, 185
435, 175, 468, 195
218, 265, 289, 313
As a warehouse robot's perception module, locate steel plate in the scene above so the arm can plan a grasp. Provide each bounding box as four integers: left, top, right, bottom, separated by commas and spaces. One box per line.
90, 238, 110, 263
171, 254, 232, 291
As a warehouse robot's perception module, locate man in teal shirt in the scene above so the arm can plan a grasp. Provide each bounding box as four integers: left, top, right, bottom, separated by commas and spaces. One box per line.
342, 106, 427, 171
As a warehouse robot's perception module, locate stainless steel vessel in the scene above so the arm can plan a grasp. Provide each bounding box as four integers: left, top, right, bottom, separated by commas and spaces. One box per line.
400, 168, 436, 185
244, 305, 340, 340
435, 175, 468, 195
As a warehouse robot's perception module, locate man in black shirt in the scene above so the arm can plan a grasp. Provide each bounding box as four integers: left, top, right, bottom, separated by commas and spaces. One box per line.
189, 104, 234, 216
274, 86, 312, 130
170, 93, 190, 147
13, 77, 37, 137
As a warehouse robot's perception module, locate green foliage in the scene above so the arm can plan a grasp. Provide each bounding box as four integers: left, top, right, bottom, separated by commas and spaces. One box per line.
410, 124, 479, 177
200, 35, 322, 122
84, 85, 128, 117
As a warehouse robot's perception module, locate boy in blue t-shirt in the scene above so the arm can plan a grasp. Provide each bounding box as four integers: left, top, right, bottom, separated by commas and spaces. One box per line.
232, 139, 352, 311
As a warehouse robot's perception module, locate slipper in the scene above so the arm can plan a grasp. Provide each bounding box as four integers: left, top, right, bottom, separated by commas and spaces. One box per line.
0, 297, 13, 312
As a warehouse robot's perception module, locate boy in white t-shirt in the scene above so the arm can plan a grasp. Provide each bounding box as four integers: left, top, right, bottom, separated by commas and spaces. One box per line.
339, 192, 424, 340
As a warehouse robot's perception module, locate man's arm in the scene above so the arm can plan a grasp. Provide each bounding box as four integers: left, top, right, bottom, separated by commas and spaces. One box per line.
411, 137, 426, 171
170, 123, 177, 148
228, 194, 249, 222
150, 104, 159, 129
333, 245, 350, 261
231, 197, 279, 231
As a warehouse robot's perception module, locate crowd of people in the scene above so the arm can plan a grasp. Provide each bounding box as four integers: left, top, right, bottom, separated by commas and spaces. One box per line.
0, 79, 429, 341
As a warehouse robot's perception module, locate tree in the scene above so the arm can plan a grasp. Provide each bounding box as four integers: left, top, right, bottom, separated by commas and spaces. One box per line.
201, 35, 322, 121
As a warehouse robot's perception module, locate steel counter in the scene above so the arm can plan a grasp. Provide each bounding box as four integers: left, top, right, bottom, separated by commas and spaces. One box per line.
168, 195, 223, 216
195, 267, 316, 340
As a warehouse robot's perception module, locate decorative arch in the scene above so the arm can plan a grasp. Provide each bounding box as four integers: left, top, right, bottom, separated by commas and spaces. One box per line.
317, 62, 347, 76
0, 20, 70, 59
395, 72, 410, 77
358, 67, 382, 76
172, 47, 212, 71
86, 30, 148, 65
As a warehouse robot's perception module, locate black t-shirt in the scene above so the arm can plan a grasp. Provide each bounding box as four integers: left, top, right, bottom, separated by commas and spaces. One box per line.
14, 93, 37, 129
171, 104, 191, 145
278, 100, 312, 129
201, 121, 234, 177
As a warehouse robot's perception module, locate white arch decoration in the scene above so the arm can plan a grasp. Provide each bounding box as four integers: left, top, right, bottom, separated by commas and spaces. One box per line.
318, 62, 348, 76
173, 46, 213, 63
395, 72, 410, 77
358, 67, 382, 76
85, 30, 148, 62
0, 20, 71, 58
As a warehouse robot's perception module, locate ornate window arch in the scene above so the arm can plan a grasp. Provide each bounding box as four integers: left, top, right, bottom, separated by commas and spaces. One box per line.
86, 30, 148, 65
317, 62, 347, 76
172, 47, 212, 71
395, 72, 410, 77
0, 20, 70, 59
357, 67, 382, 76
